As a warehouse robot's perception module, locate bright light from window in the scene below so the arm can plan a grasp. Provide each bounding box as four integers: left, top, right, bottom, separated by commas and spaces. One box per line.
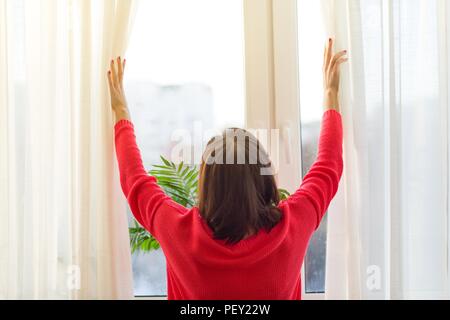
126, 0, 245, 130
298, 0, 326, 124
125, 0, 246, 297
298, 0, 328, 294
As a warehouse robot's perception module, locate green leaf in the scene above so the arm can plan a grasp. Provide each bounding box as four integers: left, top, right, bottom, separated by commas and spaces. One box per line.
278, 188, 291, 201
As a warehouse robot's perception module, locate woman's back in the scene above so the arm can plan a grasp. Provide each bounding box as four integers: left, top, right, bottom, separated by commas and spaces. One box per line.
114, 110, 342, 300
157, 203, 305, 300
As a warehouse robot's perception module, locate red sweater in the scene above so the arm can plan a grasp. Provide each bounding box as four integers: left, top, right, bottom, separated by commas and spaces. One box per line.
115, 110, 343, 300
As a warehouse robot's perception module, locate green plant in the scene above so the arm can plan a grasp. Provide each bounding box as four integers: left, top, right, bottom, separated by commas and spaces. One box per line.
129, 156, 290, 254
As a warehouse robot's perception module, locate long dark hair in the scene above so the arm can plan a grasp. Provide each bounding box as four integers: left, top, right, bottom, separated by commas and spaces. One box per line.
198, 128, 282, 244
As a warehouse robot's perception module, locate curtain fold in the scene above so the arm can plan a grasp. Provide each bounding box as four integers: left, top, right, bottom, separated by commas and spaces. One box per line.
0, 0, 138, 299
322, 0, 450, 299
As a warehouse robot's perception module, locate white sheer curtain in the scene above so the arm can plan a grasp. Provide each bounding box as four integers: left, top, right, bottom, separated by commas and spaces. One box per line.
322, 0, 450, 299
0, 0, 137, 299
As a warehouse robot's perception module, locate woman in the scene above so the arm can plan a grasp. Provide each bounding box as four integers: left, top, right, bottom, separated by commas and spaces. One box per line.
107, 39, 347, 300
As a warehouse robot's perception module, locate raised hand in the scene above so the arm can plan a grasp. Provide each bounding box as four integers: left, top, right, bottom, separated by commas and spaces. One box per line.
107, 57, 130, 122
323, 38, 348, 112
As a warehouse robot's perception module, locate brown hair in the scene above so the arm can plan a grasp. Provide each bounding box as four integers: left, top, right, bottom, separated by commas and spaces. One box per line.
198, 128, 282, 244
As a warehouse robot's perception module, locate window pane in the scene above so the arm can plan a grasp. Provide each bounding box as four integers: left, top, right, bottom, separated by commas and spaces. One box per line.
297, 0, 328, 294
125, 0, 245, 297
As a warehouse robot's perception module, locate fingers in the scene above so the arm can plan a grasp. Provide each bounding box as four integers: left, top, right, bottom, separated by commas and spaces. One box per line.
325, 38, 333, 69
330, 50, 348, 70
333, 57, 348, 73
110, 59, 118, 87
107, 70, 114, 92
108, 56, 126, 89
121, 59, 126, 88
117, 57, 124, 82
324, 38, 348, 71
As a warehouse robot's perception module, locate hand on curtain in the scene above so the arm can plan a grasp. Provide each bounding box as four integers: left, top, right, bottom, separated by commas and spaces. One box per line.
108, 57, 130, 123
323, 38, 348, 112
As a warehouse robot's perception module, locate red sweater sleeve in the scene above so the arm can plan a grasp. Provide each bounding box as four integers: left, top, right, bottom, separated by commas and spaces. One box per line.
287, 110, 343, 230
114, 120, 181, 237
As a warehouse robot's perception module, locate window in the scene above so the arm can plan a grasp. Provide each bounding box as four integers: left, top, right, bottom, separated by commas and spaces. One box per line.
125, 0, 246, 297
297, 0, 328, 294
126, 0, 328, 298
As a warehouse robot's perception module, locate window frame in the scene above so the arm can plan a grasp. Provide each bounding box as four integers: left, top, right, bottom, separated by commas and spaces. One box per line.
129, 0, 325, 300
244, 0, 324, 300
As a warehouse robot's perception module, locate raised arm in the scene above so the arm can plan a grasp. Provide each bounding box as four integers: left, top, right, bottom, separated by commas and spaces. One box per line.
287, 39, 346, 230
107, 57, 178, 238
